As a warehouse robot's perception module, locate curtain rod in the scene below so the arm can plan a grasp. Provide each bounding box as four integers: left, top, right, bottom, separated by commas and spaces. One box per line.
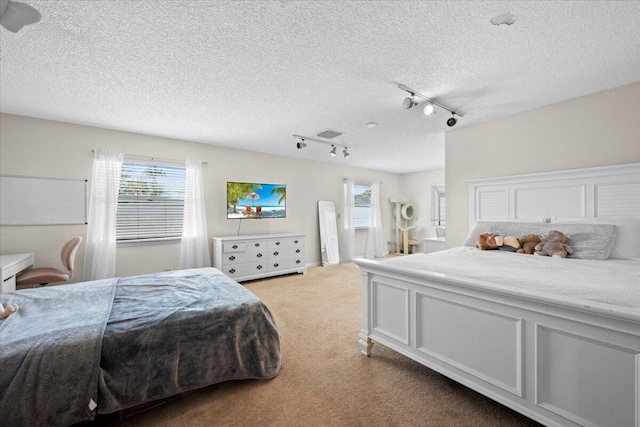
344, 178, 383, 184
91, 150, 207, 166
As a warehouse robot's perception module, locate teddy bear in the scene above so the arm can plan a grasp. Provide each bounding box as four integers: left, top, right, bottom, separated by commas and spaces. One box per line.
498, 236, 521, 252
534, 230, 573, 258
518, 234, 541, 254
476, 233, 521, 252
476, 233, 501, 250
0, 302, 19, 320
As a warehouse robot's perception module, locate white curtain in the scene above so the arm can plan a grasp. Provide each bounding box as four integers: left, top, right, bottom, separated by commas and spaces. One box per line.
341, 178, 355, 262
365, 181, 385, 259
83, 149, 124, 280
180, 159, 211, 269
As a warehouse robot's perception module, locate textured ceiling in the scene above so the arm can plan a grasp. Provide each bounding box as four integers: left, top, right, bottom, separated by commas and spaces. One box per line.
1, 1, 639, 173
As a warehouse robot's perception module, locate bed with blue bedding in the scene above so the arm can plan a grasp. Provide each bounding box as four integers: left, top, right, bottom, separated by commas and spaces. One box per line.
0, 268, 282, 426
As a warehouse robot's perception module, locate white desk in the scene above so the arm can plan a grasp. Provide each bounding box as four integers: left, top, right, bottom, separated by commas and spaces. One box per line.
1, 253, 34, 293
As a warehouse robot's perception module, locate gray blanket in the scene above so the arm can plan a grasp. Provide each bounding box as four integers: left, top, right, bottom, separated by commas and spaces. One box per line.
0, 279, 118, 427
97, 268, 282, 414
0, 268, 282, 426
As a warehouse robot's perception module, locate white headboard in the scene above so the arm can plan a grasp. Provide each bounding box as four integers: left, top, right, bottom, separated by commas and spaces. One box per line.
467, 163, 640, 227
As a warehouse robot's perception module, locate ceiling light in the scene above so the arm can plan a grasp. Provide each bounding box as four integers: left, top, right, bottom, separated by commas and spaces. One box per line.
293, 135, 351, 160
423, 102, 436, 116
402, 96, 419, 109
366, 122, 378, 128
0, 0, 41, 33
398, 84, 463, 125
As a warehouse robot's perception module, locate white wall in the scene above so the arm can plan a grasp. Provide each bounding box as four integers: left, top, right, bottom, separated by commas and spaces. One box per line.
398, 168, 445, 251
445, 82, 640, 247
0, 114, 403, 279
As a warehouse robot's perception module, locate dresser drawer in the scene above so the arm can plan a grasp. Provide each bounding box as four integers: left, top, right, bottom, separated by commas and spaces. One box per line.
269, 247, 303, 259
245, 240, 266, 252
268, 257, 304, 272
223, 242, 247, 253
268, 237, 304, 249
221, 250, 267, 265
221, 262, 266, 278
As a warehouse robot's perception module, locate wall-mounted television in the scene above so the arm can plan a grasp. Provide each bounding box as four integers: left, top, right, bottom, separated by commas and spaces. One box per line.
227, 182, 286, 219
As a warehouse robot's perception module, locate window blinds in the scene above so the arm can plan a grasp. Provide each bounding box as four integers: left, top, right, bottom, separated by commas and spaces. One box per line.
116, 162, 186, 243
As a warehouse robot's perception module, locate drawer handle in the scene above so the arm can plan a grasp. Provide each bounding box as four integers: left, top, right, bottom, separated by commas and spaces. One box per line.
273, 251, 279, 256
296, 249, 301, 253
275, 241, 281, 246
295, 260, 301, 264
257, 253, 263, 258
273, 263, 279, 268
294, 240, 298, 244
255, 243, 260, 247
229, 255, 236, 261
232, 244, 238, 249
229, 268, 236, 274
256, 265, 263, 270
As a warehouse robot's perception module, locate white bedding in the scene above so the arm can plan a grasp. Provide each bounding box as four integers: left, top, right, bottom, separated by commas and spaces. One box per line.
381, 247, 640, 309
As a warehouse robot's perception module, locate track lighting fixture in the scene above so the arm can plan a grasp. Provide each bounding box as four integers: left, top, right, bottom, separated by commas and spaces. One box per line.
292, 135, 351, 160
398, 83, 463, 125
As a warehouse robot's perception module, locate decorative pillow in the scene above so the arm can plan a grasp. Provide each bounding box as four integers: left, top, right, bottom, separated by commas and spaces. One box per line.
463, 221, 617, 260
551, 217, 640, 259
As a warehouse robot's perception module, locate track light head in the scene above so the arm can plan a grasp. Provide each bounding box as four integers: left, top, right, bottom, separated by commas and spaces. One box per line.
343, 148, 350, 159
446, 115, 458, 127
402, 96, 419, 109
296, 139, 307, 149
330, 145, 337, 157
423, 102, 436, 116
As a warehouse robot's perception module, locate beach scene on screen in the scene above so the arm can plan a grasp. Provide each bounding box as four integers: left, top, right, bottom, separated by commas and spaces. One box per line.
227, 182, 286, 219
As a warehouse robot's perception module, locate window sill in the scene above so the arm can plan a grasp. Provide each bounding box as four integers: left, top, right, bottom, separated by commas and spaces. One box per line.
355, 227, 370, 231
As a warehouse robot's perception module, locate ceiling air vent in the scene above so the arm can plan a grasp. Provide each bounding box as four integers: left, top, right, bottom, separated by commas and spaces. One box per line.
316, 130, 342, 139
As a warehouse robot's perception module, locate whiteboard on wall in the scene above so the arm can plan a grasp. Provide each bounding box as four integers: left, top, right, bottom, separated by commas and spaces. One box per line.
0, 175, 88, 225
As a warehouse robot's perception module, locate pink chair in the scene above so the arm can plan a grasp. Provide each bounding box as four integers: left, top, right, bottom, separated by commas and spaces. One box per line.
16, 236, 83, 287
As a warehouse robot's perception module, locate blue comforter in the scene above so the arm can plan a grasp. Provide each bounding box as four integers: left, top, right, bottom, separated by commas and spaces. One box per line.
0, 268, 282, 426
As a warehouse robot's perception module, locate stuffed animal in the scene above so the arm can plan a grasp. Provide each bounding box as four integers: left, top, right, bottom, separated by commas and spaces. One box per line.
518, 234, 541, 254
0, 302, 19, 320
498, 236, 521, 252
476, 233, 501, 250
534, 230, 573, 258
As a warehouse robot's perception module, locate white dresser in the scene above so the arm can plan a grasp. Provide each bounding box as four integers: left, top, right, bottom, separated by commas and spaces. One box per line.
212, 233, 306, 282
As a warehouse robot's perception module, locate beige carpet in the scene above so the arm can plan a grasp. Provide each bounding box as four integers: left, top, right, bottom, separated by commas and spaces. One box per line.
94, 262, 542, 427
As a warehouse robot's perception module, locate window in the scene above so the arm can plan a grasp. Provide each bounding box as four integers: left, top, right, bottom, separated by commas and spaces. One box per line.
431, 185, 446, 226
116, 161, 186, 244
354, 184, 371, 229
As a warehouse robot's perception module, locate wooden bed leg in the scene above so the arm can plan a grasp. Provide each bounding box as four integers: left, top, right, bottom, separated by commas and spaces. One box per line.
358, 333, 373, 356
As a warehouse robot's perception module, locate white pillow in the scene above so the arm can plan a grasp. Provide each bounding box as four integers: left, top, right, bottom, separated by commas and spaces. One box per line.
550, 217, 640, 259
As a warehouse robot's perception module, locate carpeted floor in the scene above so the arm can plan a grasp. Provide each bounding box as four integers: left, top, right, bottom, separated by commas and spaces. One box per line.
93, 262, 542, 427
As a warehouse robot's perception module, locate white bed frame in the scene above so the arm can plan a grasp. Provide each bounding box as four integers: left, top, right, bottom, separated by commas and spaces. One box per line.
355, 163, 640, 427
